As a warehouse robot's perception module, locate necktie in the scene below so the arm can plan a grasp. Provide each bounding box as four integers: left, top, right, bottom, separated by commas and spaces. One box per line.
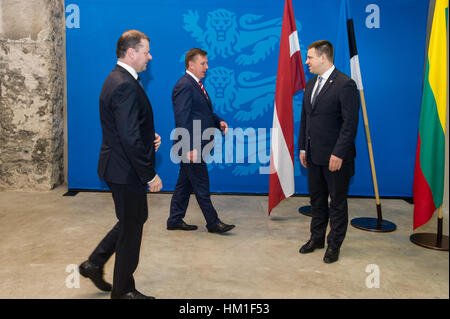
137, 76, 144, 89
199, 81, 208, 99
311, 76, 323, 106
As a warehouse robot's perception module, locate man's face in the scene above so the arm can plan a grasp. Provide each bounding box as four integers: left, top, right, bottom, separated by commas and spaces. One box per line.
305, 48, 324, 75
189, 54, 208, 80
131, 39, 152, 73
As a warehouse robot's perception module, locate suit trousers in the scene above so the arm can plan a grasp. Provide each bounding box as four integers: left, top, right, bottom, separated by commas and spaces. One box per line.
88, 182, 148, 295
168, 162, 220, 229
307, 157, 354, 249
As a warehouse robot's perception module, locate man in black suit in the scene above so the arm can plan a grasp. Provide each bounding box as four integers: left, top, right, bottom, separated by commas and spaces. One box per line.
167, 48, 235, 234
78, 30, 162, 299
298, 40, 359, 263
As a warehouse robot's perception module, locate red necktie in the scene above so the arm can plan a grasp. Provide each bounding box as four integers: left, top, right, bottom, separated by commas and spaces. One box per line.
199, 81, 208, 99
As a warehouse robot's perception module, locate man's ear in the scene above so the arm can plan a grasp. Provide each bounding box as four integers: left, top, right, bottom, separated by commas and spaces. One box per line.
126, 47, 135, 60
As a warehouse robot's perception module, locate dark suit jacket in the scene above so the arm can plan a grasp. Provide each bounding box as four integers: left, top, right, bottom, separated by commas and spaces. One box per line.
97, 65, 156, 185
172, 73, 223, 159
298, 68, 359, 166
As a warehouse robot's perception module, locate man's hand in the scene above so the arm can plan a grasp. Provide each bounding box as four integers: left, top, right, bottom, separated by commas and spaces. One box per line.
154, 133, 161, 152
329, 155, 343, 172
187, 149, 198, 163
148, 174, 162, 192
299, 152, 307, 168
219, 121, 228, 135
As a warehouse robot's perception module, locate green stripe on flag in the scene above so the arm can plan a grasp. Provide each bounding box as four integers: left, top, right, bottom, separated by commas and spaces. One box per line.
418, 59, 446, 209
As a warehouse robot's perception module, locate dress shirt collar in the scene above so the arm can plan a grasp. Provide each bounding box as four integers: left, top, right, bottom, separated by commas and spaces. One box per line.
186, 70, 201, 84
319, 65, 335, 82
117, 61, 138, 80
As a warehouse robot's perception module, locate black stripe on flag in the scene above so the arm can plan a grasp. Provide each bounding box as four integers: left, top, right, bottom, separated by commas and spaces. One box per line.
346, 18, 358, 58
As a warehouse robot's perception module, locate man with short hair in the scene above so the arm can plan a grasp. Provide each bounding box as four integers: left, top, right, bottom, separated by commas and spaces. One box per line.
298, 40, 359, 263
79, 30, 162, 299
167, 48, 235, 234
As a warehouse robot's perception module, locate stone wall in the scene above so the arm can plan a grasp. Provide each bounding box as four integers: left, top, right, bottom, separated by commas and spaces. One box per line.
0, 0, 65, 190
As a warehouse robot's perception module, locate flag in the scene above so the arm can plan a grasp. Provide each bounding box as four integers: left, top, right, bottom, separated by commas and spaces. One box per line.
413, 0, 447, 229
268, 0, 305, 214
335, 0, 363, 90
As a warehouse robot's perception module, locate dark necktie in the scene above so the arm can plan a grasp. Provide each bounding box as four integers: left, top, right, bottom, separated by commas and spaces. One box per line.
137, 76, 144, 89
311, 76, 323, 106
199, 81, 209, 99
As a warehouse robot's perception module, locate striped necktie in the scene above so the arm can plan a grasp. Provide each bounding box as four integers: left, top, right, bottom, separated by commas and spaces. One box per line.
199, 81, 208, 99
311, 76, 323, 106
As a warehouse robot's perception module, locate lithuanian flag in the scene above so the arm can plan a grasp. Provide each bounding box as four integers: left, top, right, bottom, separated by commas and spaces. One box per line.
413, 0, 448, 229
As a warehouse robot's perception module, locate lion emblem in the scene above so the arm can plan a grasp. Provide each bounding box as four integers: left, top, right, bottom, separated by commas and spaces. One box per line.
204, 67, 237, 113
183, 9, 283, 65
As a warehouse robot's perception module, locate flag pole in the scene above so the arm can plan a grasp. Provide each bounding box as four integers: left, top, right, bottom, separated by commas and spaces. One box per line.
410, 206, 449, 251
350, 89, 397, 232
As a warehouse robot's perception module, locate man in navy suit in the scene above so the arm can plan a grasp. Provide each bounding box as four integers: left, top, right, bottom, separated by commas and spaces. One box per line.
78, 30, 162, 299
167, 48, 235, 234
298, 40, 359, 263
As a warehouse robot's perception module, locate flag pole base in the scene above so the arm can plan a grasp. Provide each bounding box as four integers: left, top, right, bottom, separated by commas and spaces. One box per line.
410, 233, 449, 251
298, 205, 312, 217
350, 217, 396, 232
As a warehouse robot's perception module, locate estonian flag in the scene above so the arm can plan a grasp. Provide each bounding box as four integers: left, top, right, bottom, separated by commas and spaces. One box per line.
335, 0, 363, 90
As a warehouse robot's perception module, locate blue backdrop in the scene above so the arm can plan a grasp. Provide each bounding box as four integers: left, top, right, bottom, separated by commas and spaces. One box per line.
65, 0, 428, 196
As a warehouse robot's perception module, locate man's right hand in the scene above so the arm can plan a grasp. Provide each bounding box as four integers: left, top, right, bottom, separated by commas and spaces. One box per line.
299, 152, 307, 168
187, 149, 198, 163
148, 174, 162, 192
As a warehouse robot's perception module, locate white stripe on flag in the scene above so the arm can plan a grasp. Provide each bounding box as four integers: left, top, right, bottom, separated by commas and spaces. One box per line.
271, 102, 295, 197
350, 55, 363, 90
289, 31, 300, 57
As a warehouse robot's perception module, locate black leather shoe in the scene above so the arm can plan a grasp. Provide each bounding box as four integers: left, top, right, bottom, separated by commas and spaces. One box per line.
208, 222, 235, 233
323, 247, 340, 264
299, 240, 325, 254
167, 220, 198, 231
111, 289, 155, 299
79, 260, 112, 292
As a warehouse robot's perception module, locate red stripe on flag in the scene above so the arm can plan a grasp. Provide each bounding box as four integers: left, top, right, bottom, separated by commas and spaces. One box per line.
269, 170, 286, 212
413, 136, 437, 229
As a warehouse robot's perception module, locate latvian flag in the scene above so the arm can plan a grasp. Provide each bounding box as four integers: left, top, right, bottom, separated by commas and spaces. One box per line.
268, 0, 305, 214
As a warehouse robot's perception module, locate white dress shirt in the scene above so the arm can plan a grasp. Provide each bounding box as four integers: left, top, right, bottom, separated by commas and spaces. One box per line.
117, 61, 138, 80
186, 70, 201, 84
310, 65, 335, 104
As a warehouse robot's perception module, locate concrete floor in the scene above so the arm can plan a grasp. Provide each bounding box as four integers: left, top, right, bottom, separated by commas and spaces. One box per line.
0, 186, 448, 299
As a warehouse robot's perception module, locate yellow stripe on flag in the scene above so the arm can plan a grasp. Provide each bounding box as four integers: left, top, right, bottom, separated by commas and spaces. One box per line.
428, 0, 448, 133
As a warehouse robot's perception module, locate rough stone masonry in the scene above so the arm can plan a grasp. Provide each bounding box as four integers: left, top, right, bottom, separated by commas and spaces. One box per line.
0, 0, 65, 190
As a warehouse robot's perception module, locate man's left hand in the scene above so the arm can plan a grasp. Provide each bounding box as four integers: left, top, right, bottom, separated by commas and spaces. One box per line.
219, 121, 228, 135
329, 154, 343, 172
154, 133, 161, 152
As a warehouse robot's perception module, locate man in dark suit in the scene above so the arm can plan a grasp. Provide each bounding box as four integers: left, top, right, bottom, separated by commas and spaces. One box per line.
167, 48, 235, 234
298, 40, 359, 263
78, 30, 162, 299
